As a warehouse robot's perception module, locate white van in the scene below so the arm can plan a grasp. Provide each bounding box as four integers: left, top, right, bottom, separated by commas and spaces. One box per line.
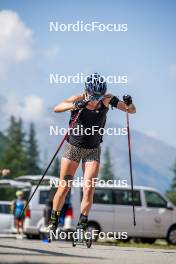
71, 184, 176, 245
0, 201, 14, 234
13, 177, 176, 244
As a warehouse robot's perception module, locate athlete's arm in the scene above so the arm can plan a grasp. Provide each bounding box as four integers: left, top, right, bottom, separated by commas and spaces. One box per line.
53, 95, 84, 112
103, 94, 136, 114
117, 101, 136, 113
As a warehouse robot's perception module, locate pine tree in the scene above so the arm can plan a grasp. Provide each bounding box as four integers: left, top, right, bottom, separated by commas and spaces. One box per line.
0, 132, 7, 173
1, 116, 28, 178
100, 147, 114, 182
171, 161, 176, 190
25, 122, 41, 175
166, 161, 176, 205
0, 132, 7, 161
49, 157, 60, 177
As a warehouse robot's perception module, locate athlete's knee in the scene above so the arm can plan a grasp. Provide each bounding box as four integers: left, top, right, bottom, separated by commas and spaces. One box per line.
81, 197, 93, 212
59, 174, 73, 189
83, 186, 94, 199
64, 174, 74, 187
54, 188, 67, 203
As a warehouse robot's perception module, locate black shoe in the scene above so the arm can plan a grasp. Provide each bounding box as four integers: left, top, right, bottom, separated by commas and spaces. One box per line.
43, 210, 60, 241
75, 220, 87, 243
77, 214, 88, 231
76, 221, 87, 231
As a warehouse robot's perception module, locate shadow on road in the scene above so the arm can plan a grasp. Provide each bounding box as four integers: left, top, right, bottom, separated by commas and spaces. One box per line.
0, 244, 104, 260
113, 248, 176, 254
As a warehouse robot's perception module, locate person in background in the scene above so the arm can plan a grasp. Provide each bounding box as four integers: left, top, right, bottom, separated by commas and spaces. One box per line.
12, 191, 26, 238
0, 168, 11, 177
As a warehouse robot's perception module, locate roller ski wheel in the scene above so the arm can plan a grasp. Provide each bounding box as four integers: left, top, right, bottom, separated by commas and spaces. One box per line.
72, 226, 92, 248
72, 237, 77, 247
72, 227, 84, 247
86, 236, 92, 248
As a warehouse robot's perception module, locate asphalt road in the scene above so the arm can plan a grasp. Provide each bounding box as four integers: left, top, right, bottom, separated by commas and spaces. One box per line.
0, 239, 176, 264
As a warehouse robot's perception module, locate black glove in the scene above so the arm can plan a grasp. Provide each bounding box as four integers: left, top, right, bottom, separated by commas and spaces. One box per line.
123, 94, 132, 106
74, 100, 89, 110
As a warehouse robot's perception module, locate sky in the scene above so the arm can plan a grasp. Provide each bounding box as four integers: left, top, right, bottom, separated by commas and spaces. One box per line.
0, 0, 176, 147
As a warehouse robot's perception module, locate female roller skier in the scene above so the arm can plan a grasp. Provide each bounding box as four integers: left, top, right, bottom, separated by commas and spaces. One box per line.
46, 73, 136, 237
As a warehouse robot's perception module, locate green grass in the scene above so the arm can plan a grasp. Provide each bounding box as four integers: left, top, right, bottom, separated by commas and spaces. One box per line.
96, 239, 176, 250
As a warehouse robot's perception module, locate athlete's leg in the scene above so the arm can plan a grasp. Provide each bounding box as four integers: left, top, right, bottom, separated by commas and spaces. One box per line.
16, 219, 20, 234
52, 157, 79, 211
46, 142, 81, 235
76, 161, 99, 231
81, 160, 100, 215
20, 219, 24, 234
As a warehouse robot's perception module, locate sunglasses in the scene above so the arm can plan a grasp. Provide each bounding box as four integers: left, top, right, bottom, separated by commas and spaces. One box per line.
90, 95, 103, 101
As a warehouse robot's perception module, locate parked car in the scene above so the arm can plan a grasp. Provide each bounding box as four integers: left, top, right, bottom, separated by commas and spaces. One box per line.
14, 176, 176, 244
0, 179, 31, 200
0, 201, 14, 234
0, 180, 30, 234
15, 175, 58, 186
71, 184, 176, 245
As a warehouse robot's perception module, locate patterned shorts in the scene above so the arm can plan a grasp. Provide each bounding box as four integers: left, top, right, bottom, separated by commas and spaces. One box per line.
63, 141, 101, 163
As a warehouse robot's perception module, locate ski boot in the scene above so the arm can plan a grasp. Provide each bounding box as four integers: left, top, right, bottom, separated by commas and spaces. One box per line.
43, 210, 60, 242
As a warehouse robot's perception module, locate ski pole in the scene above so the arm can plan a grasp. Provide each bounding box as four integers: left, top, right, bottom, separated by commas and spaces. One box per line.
126, 109, 136, 226
22, 109, 83, 215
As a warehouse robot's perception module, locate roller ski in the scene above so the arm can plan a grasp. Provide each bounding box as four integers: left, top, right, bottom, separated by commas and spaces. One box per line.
72, 215, 92, 248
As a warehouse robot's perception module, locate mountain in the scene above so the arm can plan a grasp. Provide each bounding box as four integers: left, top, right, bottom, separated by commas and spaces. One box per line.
103, 123, 176, 193
36, 111, 176, 193
1, 95, 175, 193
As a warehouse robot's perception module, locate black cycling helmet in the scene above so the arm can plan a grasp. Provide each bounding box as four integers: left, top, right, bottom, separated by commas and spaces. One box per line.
85, 73, 107, 100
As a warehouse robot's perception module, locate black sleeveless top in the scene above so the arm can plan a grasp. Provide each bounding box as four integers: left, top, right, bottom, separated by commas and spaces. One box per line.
67, 101, 109, 148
